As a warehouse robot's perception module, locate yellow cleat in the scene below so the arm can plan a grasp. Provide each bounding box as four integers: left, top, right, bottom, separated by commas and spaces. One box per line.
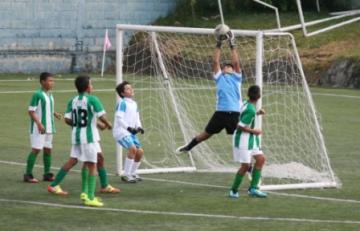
80, 192, 88, 201
84, 197, 104, 207
100, 184, 121, 193
47, 185, 68, 196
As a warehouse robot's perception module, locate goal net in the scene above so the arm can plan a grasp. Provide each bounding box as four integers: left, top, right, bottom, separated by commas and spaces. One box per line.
115, 24, 339, 190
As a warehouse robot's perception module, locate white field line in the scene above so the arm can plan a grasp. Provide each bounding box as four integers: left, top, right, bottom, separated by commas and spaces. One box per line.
0, 198, 360, 225
0, 78, 116, 82
1, 160, 360, 205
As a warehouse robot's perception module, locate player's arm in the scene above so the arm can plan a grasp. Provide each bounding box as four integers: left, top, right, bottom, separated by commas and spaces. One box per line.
64, 118, 72, 126
213, 39, 222, 73
54, 112, 63, 120
135, 108, 144, 134
28, 111, 45, 134
98, 115, 112, 130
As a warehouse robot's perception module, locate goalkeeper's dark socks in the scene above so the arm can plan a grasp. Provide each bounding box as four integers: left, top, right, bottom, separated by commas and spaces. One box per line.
43, 153, 52, 174
25, 152, 38, 175
186, 138, 200, 151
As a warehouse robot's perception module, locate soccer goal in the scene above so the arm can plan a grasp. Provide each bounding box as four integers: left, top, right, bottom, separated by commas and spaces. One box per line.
115, 24, 339, 190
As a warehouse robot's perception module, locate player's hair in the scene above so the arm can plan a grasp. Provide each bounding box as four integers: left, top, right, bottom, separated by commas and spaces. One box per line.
222, 63, 234, 69
248, 85, 261, 101
39, 72, 53, 82
116, 81, 130, 98
75, 75, 90, 93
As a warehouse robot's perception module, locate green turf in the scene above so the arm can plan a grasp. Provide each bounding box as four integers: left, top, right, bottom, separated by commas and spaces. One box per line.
0, 74, 359, 230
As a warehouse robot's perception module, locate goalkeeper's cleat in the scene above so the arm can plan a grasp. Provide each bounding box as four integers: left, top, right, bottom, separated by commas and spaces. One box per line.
43, 173, 55, 182
121, 175, 136, 183
132, 174, 142, 182
100, 184, 121, 193
23, 174, 39, 183
80, 192, 88, 201
175, 145, 189, 155
229, 190, 239, 199
84, 197, 104, 207
47, 185, 68, 196
248, 188, 267, 198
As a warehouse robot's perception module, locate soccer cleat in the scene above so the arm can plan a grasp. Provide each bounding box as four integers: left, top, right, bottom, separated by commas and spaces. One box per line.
175, 145, 188, 155
248, 188, 267, 198
80, 192, 88, 201
43, 173, 55, 182
23, 174, 39, 183
121, 175, 136, 183
132, 174, 142, 182
47, 185, 68, 196
84, 197, 104, 207
100, 184, 121, 193
229, 190, 239, 199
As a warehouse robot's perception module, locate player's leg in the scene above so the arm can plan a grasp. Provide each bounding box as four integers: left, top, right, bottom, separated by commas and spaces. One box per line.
24, 132, 45, 183
248, 152, 267, 198
47, 157, 77, 195
42, 134, 54, 181
131, 147, 144, 181
80, 163, 89, 200
229, 148, 251, 198
176, 112, 226, 154
117, 136, 137, 183
84, 161, 103, 207
97, 151, 121, 193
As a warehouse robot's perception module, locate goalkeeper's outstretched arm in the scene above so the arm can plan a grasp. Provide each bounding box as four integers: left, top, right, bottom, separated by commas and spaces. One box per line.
213, 47, 221, 73
231, 46, 241, 73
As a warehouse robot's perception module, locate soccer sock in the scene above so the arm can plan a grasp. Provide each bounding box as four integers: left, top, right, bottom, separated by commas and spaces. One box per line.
124, 158, 134, 176
25, 152, 37, 175
98, 167, 108, 188
130, 161, 141, 176
43, 153, 52, 174
50, 168, 68, 187
250, 168, 262, 189
81, 167, 89, 194
88, 175, 96, 200
185, 138, 199, 151
231, 173, 244, 193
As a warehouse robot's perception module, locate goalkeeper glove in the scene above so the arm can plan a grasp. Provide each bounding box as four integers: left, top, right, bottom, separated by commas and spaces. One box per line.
137, 127, 145, 134
127, 127, 138, 135
227, 30, 236, 49
216, 38, 223, 49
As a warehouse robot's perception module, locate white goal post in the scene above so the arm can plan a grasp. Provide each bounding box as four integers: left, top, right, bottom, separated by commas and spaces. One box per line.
115, 24, 339, 190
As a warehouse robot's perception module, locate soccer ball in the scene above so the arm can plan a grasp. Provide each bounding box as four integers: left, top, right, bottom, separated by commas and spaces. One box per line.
214, 24, 230, 41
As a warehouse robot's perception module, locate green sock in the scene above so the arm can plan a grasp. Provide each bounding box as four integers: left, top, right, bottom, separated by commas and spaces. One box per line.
25, 152, 37, 175
43, 153, 52, 174
50, 168, 68, 187
231, 173, 244, 193
98, 167, 108, 189
81, 168, 89, 194
250, 168, 262, 189
88, 175, 97, 200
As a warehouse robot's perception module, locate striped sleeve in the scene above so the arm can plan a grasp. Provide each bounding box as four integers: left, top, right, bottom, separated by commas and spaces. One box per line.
64, 98, 73, 119
28, 91, 41, 111
239, 108, 255, 127
90, 96, 106, 117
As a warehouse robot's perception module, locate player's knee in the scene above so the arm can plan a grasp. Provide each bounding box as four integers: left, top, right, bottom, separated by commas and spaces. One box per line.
32, 148, 41, 154
97, 153, 104, 167
256, 155, 266, 166
137, 148, 144, 157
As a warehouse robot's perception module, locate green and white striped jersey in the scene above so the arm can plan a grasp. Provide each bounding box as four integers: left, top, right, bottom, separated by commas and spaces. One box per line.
233, 100, 261, 150
64, 93, 105, 145
28, 89, 55, 134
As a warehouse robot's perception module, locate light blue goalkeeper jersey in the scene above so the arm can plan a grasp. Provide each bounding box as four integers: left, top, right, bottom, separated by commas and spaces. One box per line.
214, 71, 242, 112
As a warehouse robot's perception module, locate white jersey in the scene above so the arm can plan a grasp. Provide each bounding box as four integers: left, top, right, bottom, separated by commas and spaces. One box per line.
113, 97, 142, 140
28, 89, 55, 134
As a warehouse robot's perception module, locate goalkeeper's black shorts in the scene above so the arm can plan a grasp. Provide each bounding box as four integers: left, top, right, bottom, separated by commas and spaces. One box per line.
205, 111, 240, 135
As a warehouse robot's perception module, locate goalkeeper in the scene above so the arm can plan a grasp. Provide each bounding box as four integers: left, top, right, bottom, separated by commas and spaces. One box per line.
176, 29, 242, 154
113, 81, 145, 183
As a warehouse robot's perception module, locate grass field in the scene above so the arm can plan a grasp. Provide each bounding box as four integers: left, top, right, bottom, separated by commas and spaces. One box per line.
0, 74, 359, 231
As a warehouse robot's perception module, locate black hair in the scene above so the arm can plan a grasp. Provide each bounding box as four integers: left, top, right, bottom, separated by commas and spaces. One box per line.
116, 81, 130, 98
39, 72, 53, 82
248, 85, 261, 101
75, 75, 90, 93
223, 62, 234, 69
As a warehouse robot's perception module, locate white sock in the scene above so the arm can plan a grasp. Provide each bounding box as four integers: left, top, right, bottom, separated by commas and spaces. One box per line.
131, 161, 141, 176
124, 158, 134, 176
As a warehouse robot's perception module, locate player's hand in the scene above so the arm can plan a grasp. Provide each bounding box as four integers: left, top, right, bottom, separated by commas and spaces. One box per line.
106, 122, 112, 130
137, 127, 145, 134
257, 109, 266, 115
227, 30, 236, 49
37, 123, 45, 134
252, 128, 262, 135
97, 121, 107, 131
127, 127, 138, 135
54, 112, 63, 120
216, 38, 223, 49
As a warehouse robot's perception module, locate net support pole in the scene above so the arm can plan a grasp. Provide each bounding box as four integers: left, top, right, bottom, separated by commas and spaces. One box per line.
115, 29, 124, 175
151, 32, 196, 168
255, 32, 264, 129
296, 0, 308, 36
217, 0, 225, 25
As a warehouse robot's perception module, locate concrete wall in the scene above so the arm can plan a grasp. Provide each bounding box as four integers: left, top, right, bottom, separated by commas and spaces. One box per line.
0, 0, 179, 73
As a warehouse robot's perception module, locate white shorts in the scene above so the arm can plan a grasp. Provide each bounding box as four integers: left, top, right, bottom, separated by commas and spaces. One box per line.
30, 133, 53, 150
70, 142, 101, 163
233, 147, 264, 163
